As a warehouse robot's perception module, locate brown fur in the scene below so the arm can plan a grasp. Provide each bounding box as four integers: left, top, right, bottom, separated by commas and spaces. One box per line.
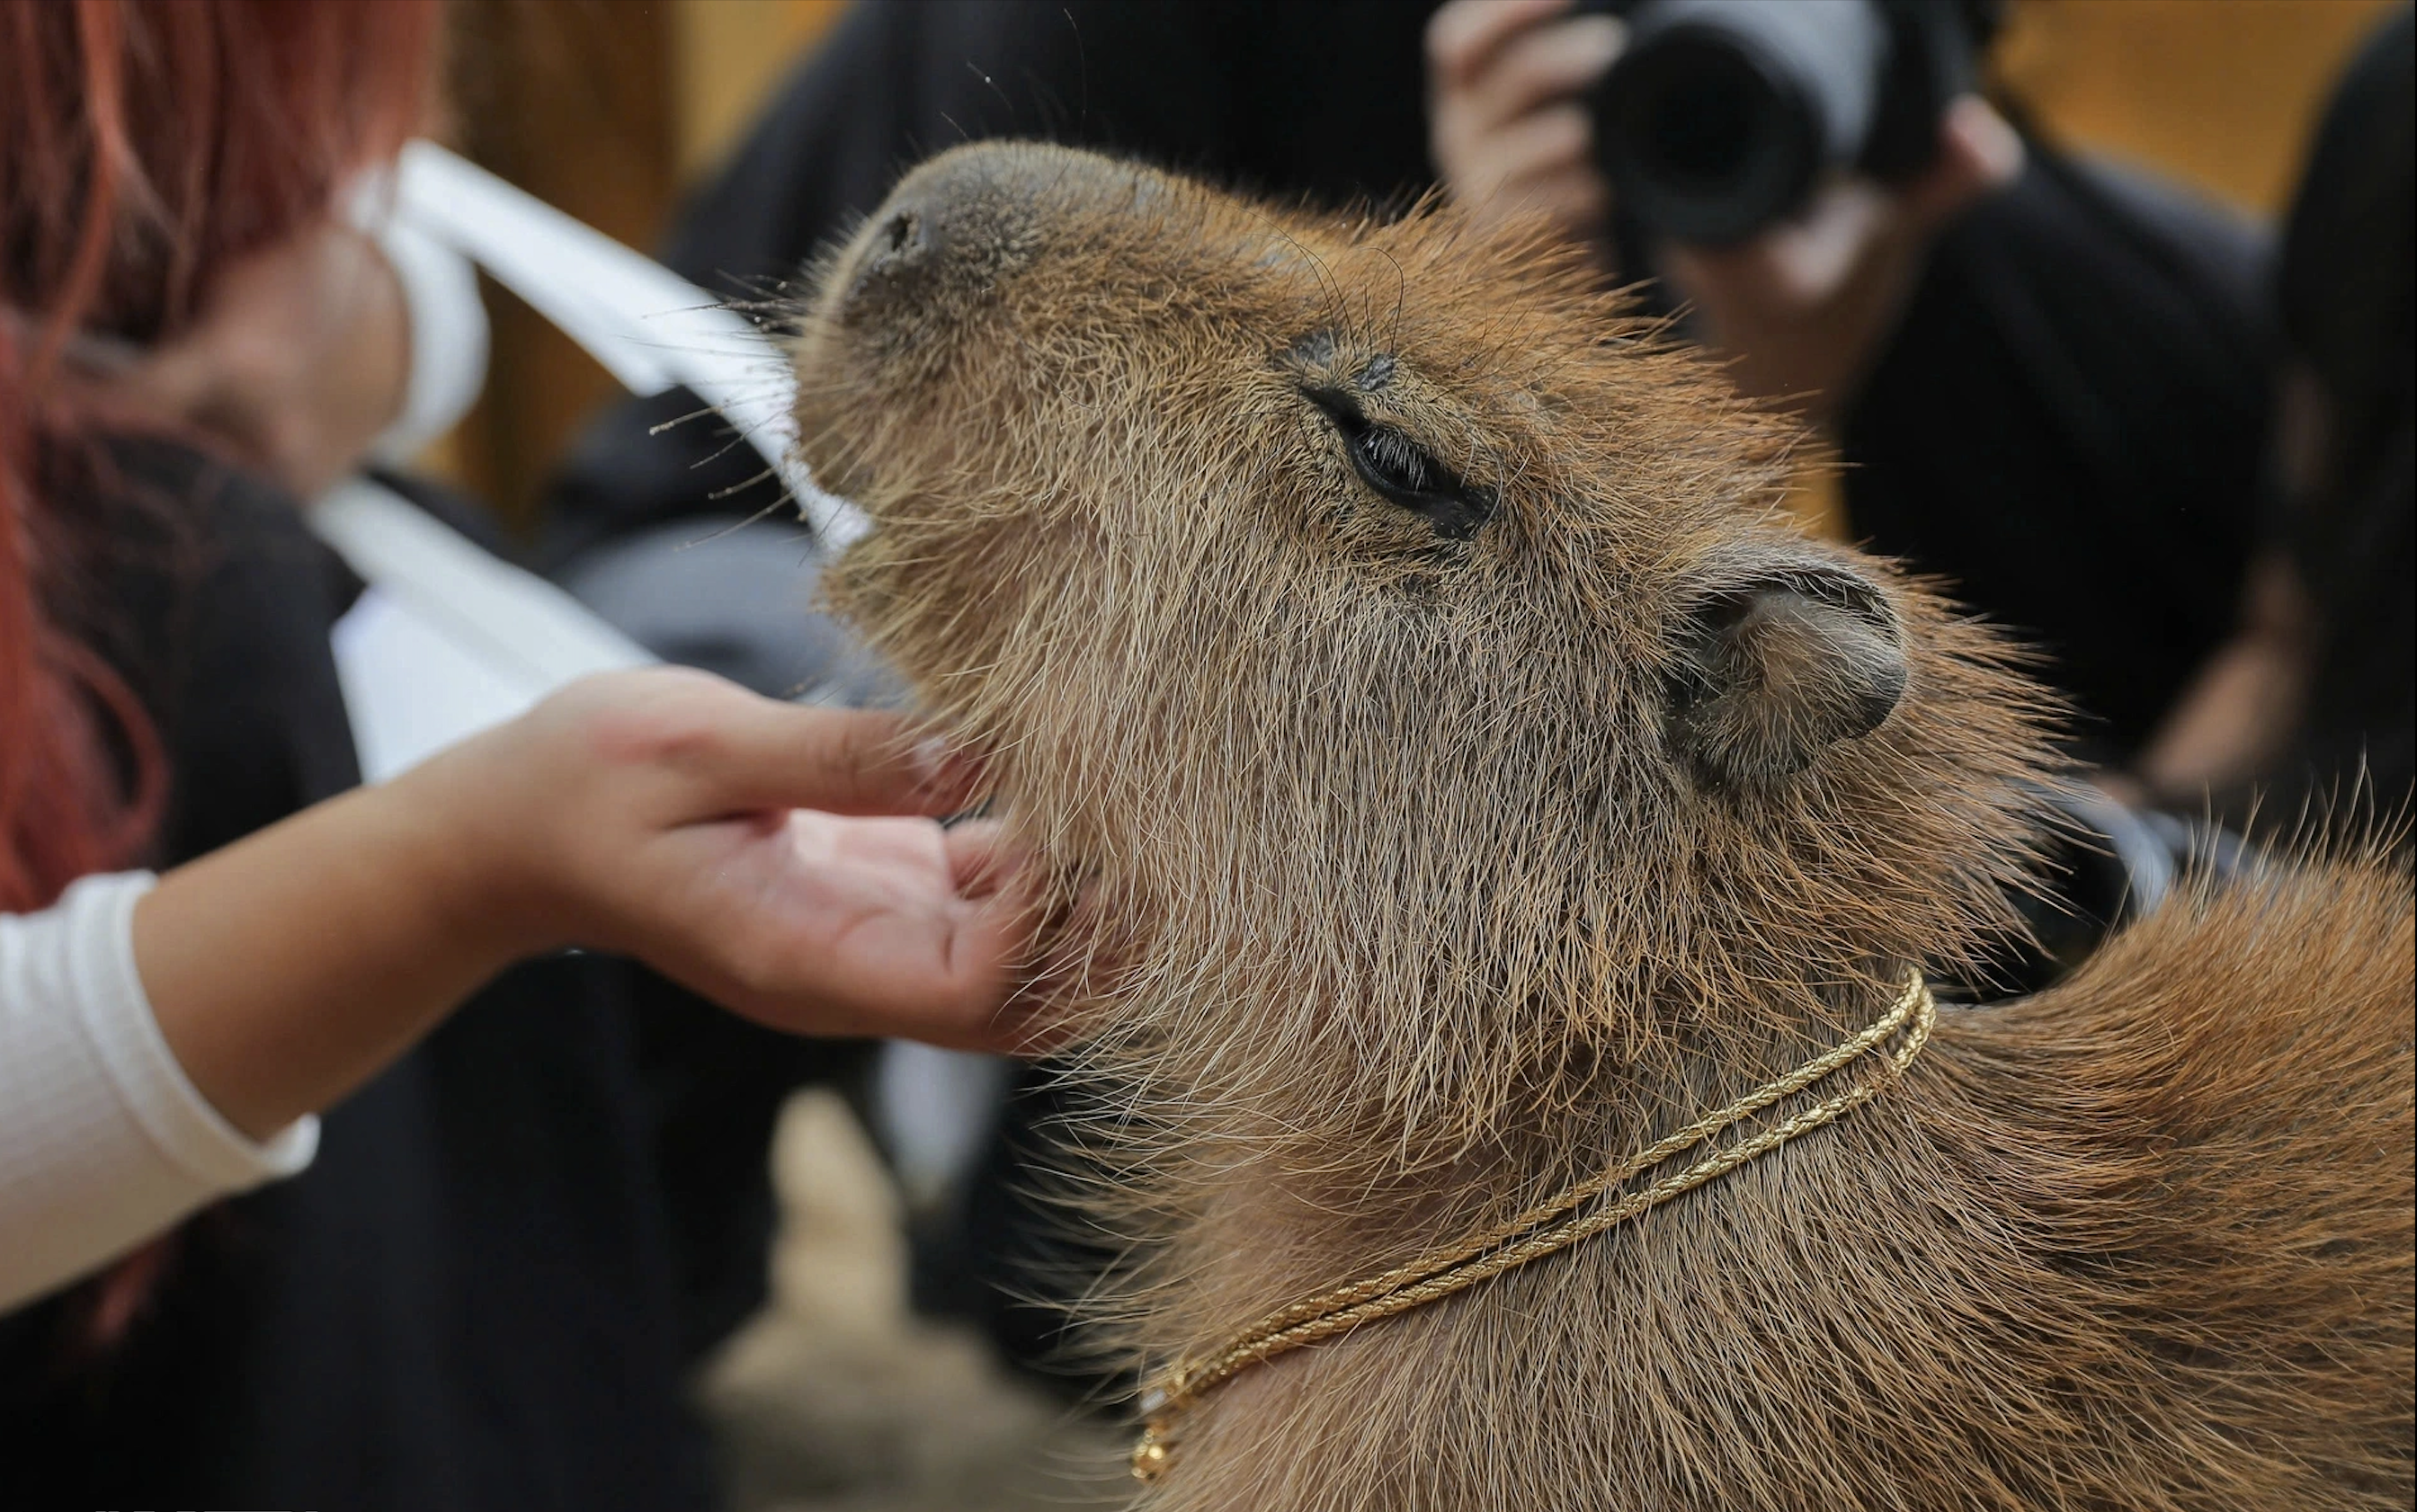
789, 142, 2415, 1511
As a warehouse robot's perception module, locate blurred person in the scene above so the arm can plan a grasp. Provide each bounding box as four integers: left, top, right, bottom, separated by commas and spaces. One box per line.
1424, 0, 2269, 770
1, 3, 1036, 1507
2133, 3, 2413, 822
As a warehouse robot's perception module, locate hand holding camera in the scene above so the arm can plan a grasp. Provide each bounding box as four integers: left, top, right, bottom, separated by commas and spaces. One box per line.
1427, 0, 2021, 419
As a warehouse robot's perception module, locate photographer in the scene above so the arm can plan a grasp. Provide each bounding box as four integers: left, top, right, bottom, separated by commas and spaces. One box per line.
1430, 0, 2268, 767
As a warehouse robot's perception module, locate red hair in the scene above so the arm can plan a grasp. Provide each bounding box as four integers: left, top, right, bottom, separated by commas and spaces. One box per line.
2, 0, 441, 1347
2, 0, 441, 915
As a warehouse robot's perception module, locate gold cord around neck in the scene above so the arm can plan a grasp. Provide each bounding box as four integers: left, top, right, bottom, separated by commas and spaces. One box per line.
1130, 970, 1938, 1482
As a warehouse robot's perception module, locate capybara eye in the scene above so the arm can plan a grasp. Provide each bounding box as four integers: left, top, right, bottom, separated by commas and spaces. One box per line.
1354, 426, 1443, 498
1301, 387, 1494, 542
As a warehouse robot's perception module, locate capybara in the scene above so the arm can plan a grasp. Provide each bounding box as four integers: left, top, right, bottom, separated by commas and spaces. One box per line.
789, 141, 2414, 1512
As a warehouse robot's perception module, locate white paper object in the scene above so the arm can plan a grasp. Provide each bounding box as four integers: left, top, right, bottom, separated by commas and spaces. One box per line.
317, 479, 654, 783
317, 139, 875, 783
388, 140, 869, 549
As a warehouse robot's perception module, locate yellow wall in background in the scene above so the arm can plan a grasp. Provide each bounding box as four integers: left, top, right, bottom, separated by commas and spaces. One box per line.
674, 0, 852, 178
1999, 0, 2400, 217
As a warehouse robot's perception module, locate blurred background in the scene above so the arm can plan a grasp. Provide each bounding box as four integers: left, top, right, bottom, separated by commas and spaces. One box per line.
436, 0, 2395, 528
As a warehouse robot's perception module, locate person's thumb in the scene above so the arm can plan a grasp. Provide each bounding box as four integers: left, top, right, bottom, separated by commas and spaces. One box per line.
687, 696, 984, 818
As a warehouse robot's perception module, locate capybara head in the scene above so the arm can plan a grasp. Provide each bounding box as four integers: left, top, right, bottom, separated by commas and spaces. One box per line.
792, 142, 2056, 1150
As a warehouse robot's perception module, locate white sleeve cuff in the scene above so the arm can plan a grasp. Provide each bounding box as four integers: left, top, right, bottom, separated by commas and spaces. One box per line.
67, 873, 320, 1187
2, 873, 317, 1311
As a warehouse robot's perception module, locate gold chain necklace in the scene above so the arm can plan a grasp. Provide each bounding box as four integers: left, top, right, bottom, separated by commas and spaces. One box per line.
1131, 969, 1938, 1482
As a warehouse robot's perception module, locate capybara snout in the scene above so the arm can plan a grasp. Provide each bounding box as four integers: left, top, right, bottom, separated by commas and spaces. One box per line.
827, 144, 1149, 335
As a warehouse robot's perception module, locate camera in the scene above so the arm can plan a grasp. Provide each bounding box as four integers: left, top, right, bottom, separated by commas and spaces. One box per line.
1580, 0, 2000, 245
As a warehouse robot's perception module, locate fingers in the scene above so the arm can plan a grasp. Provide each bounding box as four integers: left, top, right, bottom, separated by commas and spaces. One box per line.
1429, 0, 1623, 240
1427, 0, 1577, 96
1458, 14, 1625, 131
939, 824, 1048, 1004
1678, 180, 1894, 311
1901, 96, 2025, 233
1453, 103, 1610, 230
571, 668, 980, 819
1663, 96, 2020, 333
798, 822, 1050, 1054
696, 697, 983, 817
934, 823, 1076, 1054
930, 891, 1055, 1054
943, 821, 1035, 900
785, 866, 1051, 1055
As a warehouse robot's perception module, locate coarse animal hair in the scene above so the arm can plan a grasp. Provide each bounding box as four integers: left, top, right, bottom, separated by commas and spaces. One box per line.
789, 142, 2415, 1511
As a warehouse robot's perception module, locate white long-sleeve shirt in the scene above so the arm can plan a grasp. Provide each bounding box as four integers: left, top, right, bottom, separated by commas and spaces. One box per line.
0, 872, 317, 1311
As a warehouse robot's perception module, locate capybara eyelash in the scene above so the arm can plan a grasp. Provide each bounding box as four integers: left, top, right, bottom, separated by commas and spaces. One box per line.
1358, 426, 1440, 495
1300, 386, 1494, 541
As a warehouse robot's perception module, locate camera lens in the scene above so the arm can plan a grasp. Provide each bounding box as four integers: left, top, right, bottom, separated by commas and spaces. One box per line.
1594, 0, 1889, 245
1623, 39, 1790, 205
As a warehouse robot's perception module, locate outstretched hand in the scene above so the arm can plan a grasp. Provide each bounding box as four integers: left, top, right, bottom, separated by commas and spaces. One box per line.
406, 667, 1047, 1054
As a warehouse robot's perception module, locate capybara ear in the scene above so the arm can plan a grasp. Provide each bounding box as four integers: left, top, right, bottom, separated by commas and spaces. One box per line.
1667, 552, 1907, 789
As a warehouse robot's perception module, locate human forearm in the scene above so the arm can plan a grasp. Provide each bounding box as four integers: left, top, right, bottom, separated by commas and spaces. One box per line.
134, 773, 521, 1142
6, 669, 1034, 1310
132, 668, 1037, 1144
3, 874, 323, 1310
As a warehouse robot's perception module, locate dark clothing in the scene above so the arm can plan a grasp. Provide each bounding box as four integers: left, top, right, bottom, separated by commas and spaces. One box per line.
0, 441, 847, 1510
2270, 4, 2414, 812
544, 0, 2267, 764
1843, 150, 2270, 757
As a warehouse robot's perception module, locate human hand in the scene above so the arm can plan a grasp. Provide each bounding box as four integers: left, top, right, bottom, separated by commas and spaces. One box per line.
405, 667, 1046, 1054
1427, 2, 2023, 422
79, 215, 411, 501
1659, 96, 2023, 419
1427, 0, 1627, 244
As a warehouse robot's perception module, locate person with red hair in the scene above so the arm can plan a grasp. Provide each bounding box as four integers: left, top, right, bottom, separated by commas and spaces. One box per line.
1, 4, 1036, 1504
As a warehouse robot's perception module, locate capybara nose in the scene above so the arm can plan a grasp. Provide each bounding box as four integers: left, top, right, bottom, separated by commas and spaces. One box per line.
843, 147, 1022, 314
843, 193, 944, 313
838, 142, 1144, 322
861, 204, 934, 283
